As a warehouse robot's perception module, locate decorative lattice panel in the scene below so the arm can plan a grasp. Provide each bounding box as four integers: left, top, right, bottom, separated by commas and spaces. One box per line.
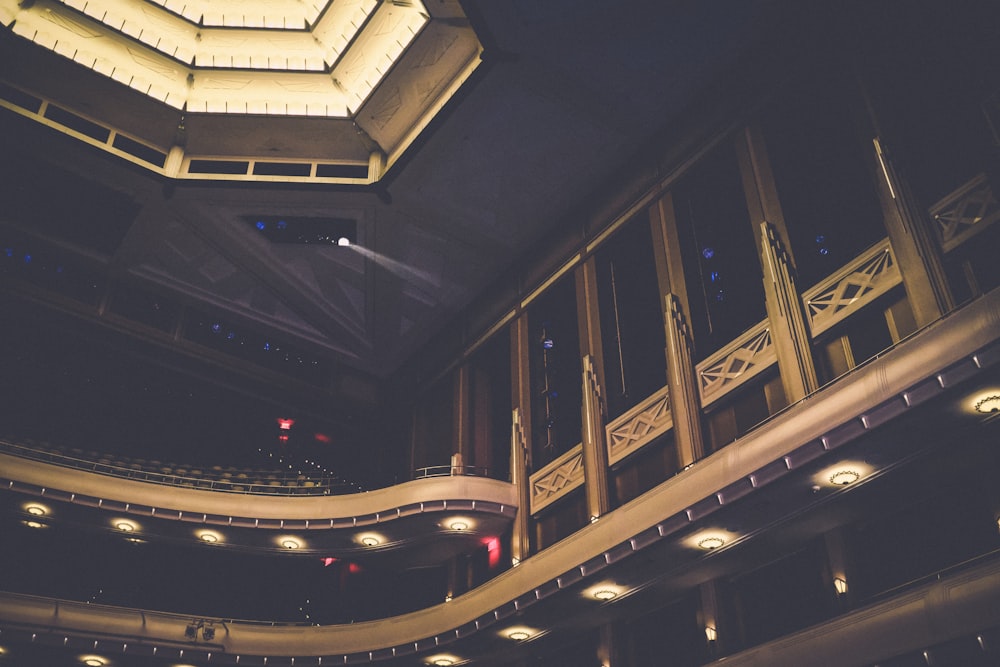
529, 444, 584, 514
930, 174, 1000, 252
606, 386, 672, 466
698, 323, 776, 407
804, 241, 900, 337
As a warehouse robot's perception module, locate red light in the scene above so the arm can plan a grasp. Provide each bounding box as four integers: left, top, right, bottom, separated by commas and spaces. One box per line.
348, 563, 362, 574
314, 432, 331, 443
278, 434, 289, 442
484, 537, 501, 568
277, 418, 295, 430
321, 557, 338, 567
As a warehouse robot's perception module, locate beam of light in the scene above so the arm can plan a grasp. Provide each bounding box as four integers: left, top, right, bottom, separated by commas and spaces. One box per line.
347, 244, 440, 291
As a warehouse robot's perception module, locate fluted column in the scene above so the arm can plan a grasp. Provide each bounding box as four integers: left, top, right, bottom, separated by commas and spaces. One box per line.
663, 293, 705, 465
581, 354, 610, 520
760, 220, 819, 402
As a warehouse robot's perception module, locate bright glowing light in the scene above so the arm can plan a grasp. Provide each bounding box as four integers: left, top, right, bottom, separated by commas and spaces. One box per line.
321, 557, 337, 567
24, 520, 45, 529
24, 503, 48, 516
427, 656, 457, 666
337, 236, 351, 246
78, 656, 106, 667
277, 418, 295, 430
360, 534, 380, 547
698, 536, 725, 550
503, 626, 537, 641
829, 470, 860, 486
593, 589, 617, 600
115, 520, 136, 533
314, 432, 332, 443
197, 531, 221, 543
973, 393, 1000, 414
280, 538, 300, 549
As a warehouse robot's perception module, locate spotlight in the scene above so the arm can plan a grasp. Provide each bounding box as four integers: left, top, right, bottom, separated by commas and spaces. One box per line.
202, 624, 215, 641
337, 236, 350, 246
185, 622, 199, 639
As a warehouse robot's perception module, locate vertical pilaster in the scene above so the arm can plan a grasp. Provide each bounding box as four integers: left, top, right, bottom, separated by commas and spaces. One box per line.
509, 407, 531, 565
510, 314, 533, 563
699, 580, 724, 657
597, 622, 623, 667
664, 293, 705, 465
650, 195, 706, 465
453, 364, 471, 471
872, 136, 954, 326
760, 221, 819, 402
581, 354, 610, 520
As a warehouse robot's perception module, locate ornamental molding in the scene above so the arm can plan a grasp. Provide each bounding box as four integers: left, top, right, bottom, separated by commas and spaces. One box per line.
529, 443, 584, 515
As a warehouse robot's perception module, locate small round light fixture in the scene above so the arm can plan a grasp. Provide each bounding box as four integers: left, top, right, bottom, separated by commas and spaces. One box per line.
281, 539, 300, 550
24, 520, 45, 529
337, 237, 351, 247
593, 589, 617, 601
115, 521, 136, 533
508, 630, 531, 641
431, 659, 454, 666
79, 656, 106, 667
360, 535, 379, 547
24, 503, 47, 516
829, 470, 860, 486
197, 531, 220, 543
449, 520, 469, 531
698, 536, 726, 550
973, 394, 1000, 414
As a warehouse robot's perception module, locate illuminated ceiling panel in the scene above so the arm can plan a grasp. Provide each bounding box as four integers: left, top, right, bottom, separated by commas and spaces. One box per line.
0, 0, 480, 182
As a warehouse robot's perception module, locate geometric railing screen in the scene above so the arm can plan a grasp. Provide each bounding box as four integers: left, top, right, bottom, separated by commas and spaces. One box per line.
803, 239, 901, 337
929, 173, 1000, 253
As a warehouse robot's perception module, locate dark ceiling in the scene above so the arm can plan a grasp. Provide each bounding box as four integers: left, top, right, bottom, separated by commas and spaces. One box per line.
0, 0, 786, 391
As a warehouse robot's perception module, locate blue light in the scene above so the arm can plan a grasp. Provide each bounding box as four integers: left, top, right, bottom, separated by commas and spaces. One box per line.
23, 254, 32, 264
542, 338, 554, 350
710, 271, 720, 283
702, 247, 715, 260
815, 234, 826, 244
819, 247, 829, 255
256, 221, 266, 231
211, 323, 222, 333
264, 342, 271, 351
56, 266, 64, 274
276, 220, 287, 230
226, 331, 236, 340
4, 248, 12, 257
715, 290, 725, 302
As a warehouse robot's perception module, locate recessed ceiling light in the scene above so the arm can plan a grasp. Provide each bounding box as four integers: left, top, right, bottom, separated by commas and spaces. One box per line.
449, 520, 469, 531
115, 521, 136, 533
281, 539, 300, 549
360, 535, 379, 547
507, 630, 531, 641
973, 394, 1000, 414
698, 536, 726, 550
429, 658, 455, 666
198, 531, 219, 543
593, 589, 617, 601
25, 504, 47, 516
829, 470, 860, 486
79, 656, 106, 667
24, 520, 45, 529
